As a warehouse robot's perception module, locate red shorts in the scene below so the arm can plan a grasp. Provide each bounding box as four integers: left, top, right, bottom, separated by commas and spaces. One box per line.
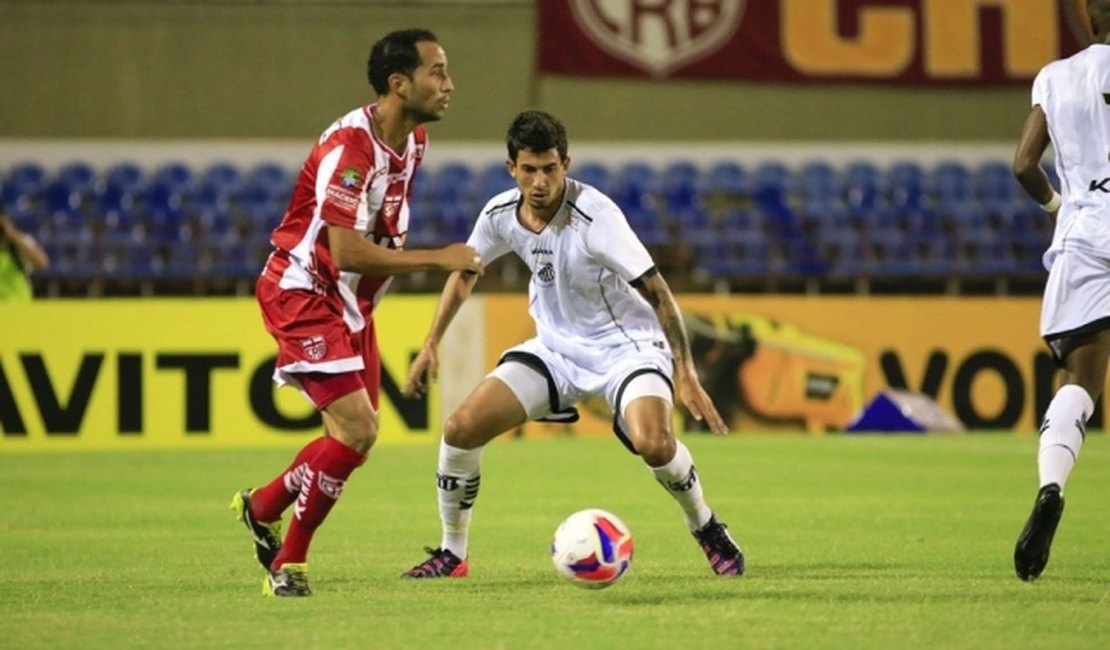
257, 277, 381, 410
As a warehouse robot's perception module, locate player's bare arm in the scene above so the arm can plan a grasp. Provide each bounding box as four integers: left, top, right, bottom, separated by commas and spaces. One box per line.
0, 213, 49, 270
328, 225, 483, 276
1012, 106, 1059, 222
402, 270, 481, 398
635, 272, 729, 434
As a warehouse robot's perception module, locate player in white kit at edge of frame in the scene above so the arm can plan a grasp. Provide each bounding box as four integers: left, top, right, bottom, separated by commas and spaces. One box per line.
1011, 0, 1110, 582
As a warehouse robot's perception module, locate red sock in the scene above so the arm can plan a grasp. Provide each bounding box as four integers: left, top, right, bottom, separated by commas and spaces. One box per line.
250, 436, 328, 523
272, 436, 366, 569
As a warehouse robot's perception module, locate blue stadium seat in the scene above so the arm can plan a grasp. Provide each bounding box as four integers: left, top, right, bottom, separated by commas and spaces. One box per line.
888, 161, 926, 209
56, 162, 97, 195
477, 161, 514, 198
974, 161, 1018, 205
612, 163, 659, 212
704, 161, 748, 196
202, 162, 242, 193
574, 161, 612, 193
434, 162, 479, 205
929, 161, 974, 207
92, 181, 136, 216
164, 242, 201, 279
105, 163, 145, 194
152, 162, 194, 193
205, 240, 254, 279
660, 160, 701, 211
439, 204, 475, 241
1, 162, 48, 209
40, 179, 82, 213
752, 161, 790, 207
625, 206, 667, 245
843, 161, 882, 211
795, 161, 839, 202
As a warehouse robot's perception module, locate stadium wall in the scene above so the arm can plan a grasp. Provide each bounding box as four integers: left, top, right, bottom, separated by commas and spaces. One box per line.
0, 1, 1030, 142
1, 296, 1097, 451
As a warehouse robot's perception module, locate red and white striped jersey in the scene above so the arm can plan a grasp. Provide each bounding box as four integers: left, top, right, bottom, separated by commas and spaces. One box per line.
262, 103, 427, 333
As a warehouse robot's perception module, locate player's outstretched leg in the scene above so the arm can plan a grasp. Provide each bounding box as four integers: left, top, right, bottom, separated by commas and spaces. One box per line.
229, 488, 283, 571
402, 441, 481, 578
649, 440, 744, 576
1014, 483, 1065, 582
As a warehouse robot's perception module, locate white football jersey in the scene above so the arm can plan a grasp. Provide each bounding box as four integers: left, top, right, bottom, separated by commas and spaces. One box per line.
468, 178, 667, 367
1032, 43, 1110, 268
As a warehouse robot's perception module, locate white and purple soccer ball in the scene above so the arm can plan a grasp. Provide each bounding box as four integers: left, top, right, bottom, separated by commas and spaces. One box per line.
551, 508, 634, 589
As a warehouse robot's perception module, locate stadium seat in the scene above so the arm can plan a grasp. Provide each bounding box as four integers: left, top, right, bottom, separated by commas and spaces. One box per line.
704, 161, 748, 196
887, 161, 926, 209
612, 162, 659, 212
929, 161, 974, 208
660, 160, 702, 211
434, 162, 479, 205
56, 162, 97, 195
1, 162, 48, 209
152, 162, 194, 193
795, 161, 839, 203
574, 161, 612, 193
751, 161, 790, 207
477, 161, 515, 198
843, 161, 882, 208
104, 163, 145, 195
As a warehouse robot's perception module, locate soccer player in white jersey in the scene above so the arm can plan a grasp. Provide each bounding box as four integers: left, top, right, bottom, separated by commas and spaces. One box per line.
229, 28, 483, 597
1011, 0, 1110, 582
400, 110, 744, 579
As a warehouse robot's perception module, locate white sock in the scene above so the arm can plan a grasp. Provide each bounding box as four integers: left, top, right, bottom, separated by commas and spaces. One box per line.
1037, 384, 1093, 492
649, 440, 713, 531
437, 441, 483, 558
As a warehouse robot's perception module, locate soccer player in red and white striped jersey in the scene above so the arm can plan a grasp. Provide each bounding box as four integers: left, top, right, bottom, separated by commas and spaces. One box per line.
231, 28, 483, 597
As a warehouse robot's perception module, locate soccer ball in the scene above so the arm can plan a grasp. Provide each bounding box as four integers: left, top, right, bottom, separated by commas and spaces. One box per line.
551, 508, 634, 589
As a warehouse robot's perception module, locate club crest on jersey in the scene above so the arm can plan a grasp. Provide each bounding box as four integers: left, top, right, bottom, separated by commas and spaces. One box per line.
302, 335, 327, 361
339, 167, 362, 188
537, 261, 556, 285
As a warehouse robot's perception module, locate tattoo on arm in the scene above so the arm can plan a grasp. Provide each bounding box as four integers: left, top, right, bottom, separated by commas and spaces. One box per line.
638, 275, 691, 366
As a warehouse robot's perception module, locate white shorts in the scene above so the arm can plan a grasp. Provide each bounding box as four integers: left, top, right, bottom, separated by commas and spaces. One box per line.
488, 337, 673, 452
1041, 247, 1110, 362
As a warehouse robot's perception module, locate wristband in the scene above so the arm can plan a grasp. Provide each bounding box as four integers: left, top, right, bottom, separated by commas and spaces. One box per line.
1040, 191, 1061, 212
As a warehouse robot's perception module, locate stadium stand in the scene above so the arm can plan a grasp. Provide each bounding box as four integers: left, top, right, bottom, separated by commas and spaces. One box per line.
0, 158, 1052, 297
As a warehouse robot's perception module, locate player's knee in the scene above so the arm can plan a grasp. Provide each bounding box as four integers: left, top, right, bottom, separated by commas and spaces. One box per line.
631, 426, 676, 466
443, 408, 482, 449
331, 408, 379, 454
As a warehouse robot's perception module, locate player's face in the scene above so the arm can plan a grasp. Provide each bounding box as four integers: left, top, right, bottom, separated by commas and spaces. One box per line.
402, 41, 453, 123
509, 149, 570, 214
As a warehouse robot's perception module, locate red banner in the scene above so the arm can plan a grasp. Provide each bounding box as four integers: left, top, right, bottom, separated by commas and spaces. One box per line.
537, 0, 1092, 85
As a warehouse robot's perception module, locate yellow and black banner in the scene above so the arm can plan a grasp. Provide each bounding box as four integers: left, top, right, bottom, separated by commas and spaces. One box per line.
0, 298, 440, 450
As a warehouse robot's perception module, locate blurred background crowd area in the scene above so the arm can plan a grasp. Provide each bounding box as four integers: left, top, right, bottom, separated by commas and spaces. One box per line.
0, 153, 1052, 297
1, 0, 1071, 298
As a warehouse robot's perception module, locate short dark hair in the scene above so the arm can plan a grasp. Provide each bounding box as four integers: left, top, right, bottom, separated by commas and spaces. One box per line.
367, 29, 438, 95
506, 111, 569, 161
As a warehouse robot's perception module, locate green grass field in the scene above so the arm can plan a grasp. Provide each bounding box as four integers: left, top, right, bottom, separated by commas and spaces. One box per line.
2, 434, 1108, 649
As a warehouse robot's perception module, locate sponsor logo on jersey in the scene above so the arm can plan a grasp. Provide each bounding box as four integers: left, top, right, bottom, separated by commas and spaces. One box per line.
339, 167, 362, 188
325, 185, 361, 208
302, 335, 327, 361
1089, 178, 1110, 193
